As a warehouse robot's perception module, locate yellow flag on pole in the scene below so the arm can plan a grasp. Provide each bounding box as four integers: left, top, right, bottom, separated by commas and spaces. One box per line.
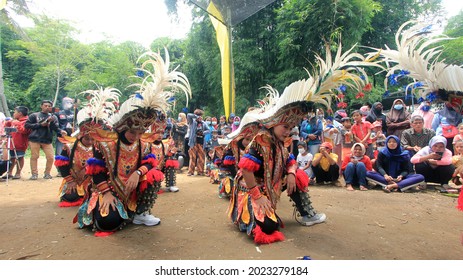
0, 0, 7, 10
207, 1, 235, 119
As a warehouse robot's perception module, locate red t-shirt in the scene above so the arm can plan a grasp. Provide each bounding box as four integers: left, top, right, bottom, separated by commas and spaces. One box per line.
351, 121, 372, 144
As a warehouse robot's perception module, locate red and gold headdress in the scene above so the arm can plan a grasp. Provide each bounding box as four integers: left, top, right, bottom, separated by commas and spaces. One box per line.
110, 48, 191, 133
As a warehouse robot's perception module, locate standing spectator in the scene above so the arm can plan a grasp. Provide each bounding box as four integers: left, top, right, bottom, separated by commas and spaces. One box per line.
187, 109, 209, 176
400, 115, 435, 158
231, 116, 241, 132
3, 106, 30, 179
296, 141, 313, 180
311, 142, 340, 185
411, 100, 434, 129
211, 117, 218, 131
340, 117, 354, 159
290, 125, 300, 157
25, 100, 68, 180
411, 135, 455, 188
360, 105, 369, 121
173, 112, 188, 168
386, 99, 411, 138
218, 115, 228, 136
431, 101, 462, 153
228, 113, 235, 126
351, 110, 374, 159
300, 112, 323, 156
341, 143, 372, 191
366, 102, 387, 134
55, 97, 76, 156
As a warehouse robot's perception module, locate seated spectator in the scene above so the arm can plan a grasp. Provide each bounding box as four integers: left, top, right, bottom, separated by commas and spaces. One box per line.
452, 123, 463, 145
296, 141, 313, 180
311, 142, 340, 185
370, 120, 386, 161
411, 100, 434, 129
341, 143, 372, 191
411, 135, 455, 188
400, 115, 435, 158
367, 135, 425, 192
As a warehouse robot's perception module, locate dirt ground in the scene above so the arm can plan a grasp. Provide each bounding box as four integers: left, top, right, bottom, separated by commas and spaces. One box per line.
0, 157, 462, 260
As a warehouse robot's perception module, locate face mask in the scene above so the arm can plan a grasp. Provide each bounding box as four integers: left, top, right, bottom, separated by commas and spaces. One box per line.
220, 121, 225, 124
318, 115, 324, 119
206, 121, 211, 125
374, 107, 382, 113
298, 148, 305, 154
212, 121, 217, 125
421, 105, 430, 112
178, 117, 182, 122
234, 121, 240, 126
394, 104, 403, 110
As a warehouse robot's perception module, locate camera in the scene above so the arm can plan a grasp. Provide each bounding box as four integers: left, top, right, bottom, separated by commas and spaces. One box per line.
4, 127, 18, 135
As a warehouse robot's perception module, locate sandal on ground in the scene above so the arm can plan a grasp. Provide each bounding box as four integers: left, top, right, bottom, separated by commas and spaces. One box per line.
346, 185, 355, 191
360, 186, 368, 191
382, 185, 391, 193
12, 175, 21, 179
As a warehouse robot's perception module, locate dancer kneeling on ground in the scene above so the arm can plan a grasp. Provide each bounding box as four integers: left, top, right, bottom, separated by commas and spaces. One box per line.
341, 142, 372, 191
75, 50, 191, 235
228, 100, 326, 245
366, 135, 425, 192
411, 135, 455, 189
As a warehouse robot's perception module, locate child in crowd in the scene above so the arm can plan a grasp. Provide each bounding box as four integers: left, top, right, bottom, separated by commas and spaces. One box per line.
296, 141, 313, 181
448, 139, 463, 192
452, 123, 463, 144
340, 117, 354, 159
371, 120, 386, 160
322, 116, 335, 144
351, 110, 374, 159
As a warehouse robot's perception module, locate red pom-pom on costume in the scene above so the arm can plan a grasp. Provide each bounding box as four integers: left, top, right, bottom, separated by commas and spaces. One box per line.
296, 169, 309, 191
141, 156, 158, 168
58, 198, 84, 208
252, 225, 285, 244
223, 159, 236, 166
54, 159, 69, 167
286, 159, 296, 168
457, 191, 463, 211
165, 159, 179, 169
94, 231, 115, 237
157, 189, 165, 195
86, 165, 107, 175
238, 157, 260, 172
146, 169, 165, 184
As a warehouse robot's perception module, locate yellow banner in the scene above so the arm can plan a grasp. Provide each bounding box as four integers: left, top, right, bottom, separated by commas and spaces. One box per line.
207, 2, 235, 119
0, 0, 7, 10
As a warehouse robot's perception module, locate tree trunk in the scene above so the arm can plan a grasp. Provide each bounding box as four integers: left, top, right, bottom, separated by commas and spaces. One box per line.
0, 42, 11, 117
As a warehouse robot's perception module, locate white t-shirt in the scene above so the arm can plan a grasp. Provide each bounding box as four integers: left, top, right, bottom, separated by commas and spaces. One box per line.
297, 152, 313, 178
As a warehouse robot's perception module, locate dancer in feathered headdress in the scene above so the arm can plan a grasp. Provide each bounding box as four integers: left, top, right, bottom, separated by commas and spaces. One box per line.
55, 87, 120, 208
228, 43, 379, 244
78, 49, 191, 236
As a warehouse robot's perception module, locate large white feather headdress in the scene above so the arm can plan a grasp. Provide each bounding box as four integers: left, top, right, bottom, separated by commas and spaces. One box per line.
73, 86, 121, 137
368, 20, 463, 102
109, 48, 192, 133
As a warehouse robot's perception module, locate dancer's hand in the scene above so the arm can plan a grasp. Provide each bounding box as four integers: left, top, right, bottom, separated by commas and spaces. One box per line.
65, 181, 77, 194
125, 172, 140, 195
254, 196, 273, 216
100, 192, 116, 215
286, 173, 297, 195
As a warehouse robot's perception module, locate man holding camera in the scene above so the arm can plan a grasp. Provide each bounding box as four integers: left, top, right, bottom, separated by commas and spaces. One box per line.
25, 100, 68, 180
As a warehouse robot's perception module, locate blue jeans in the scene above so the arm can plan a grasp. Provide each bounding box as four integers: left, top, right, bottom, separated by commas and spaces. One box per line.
343, 162, 367, 186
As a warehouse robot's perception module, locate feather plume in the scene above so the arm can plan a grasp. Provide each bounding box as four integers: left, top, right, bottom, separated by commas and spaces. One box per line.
367, 20, 463, 99
77, 87, 121, 127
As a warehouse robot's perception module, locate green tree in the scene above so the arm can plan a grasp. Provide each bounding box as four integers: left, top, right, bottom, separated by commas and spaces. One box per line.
0, 0, 32, 116
440, 10, 463, 65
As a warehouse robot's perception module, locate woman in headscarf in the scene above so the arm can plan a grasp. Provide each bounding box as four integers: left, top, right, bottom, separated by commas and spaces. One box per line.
231, 116, 241, 132
431, 101, 463, 153
174, 112, 188, 158
341, 143, 372, 191
366, 135, 425, 192
386, 99, 411, 138
411, 100, 434, 129
366, 102, 387, 134
411, 135, 455, 188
